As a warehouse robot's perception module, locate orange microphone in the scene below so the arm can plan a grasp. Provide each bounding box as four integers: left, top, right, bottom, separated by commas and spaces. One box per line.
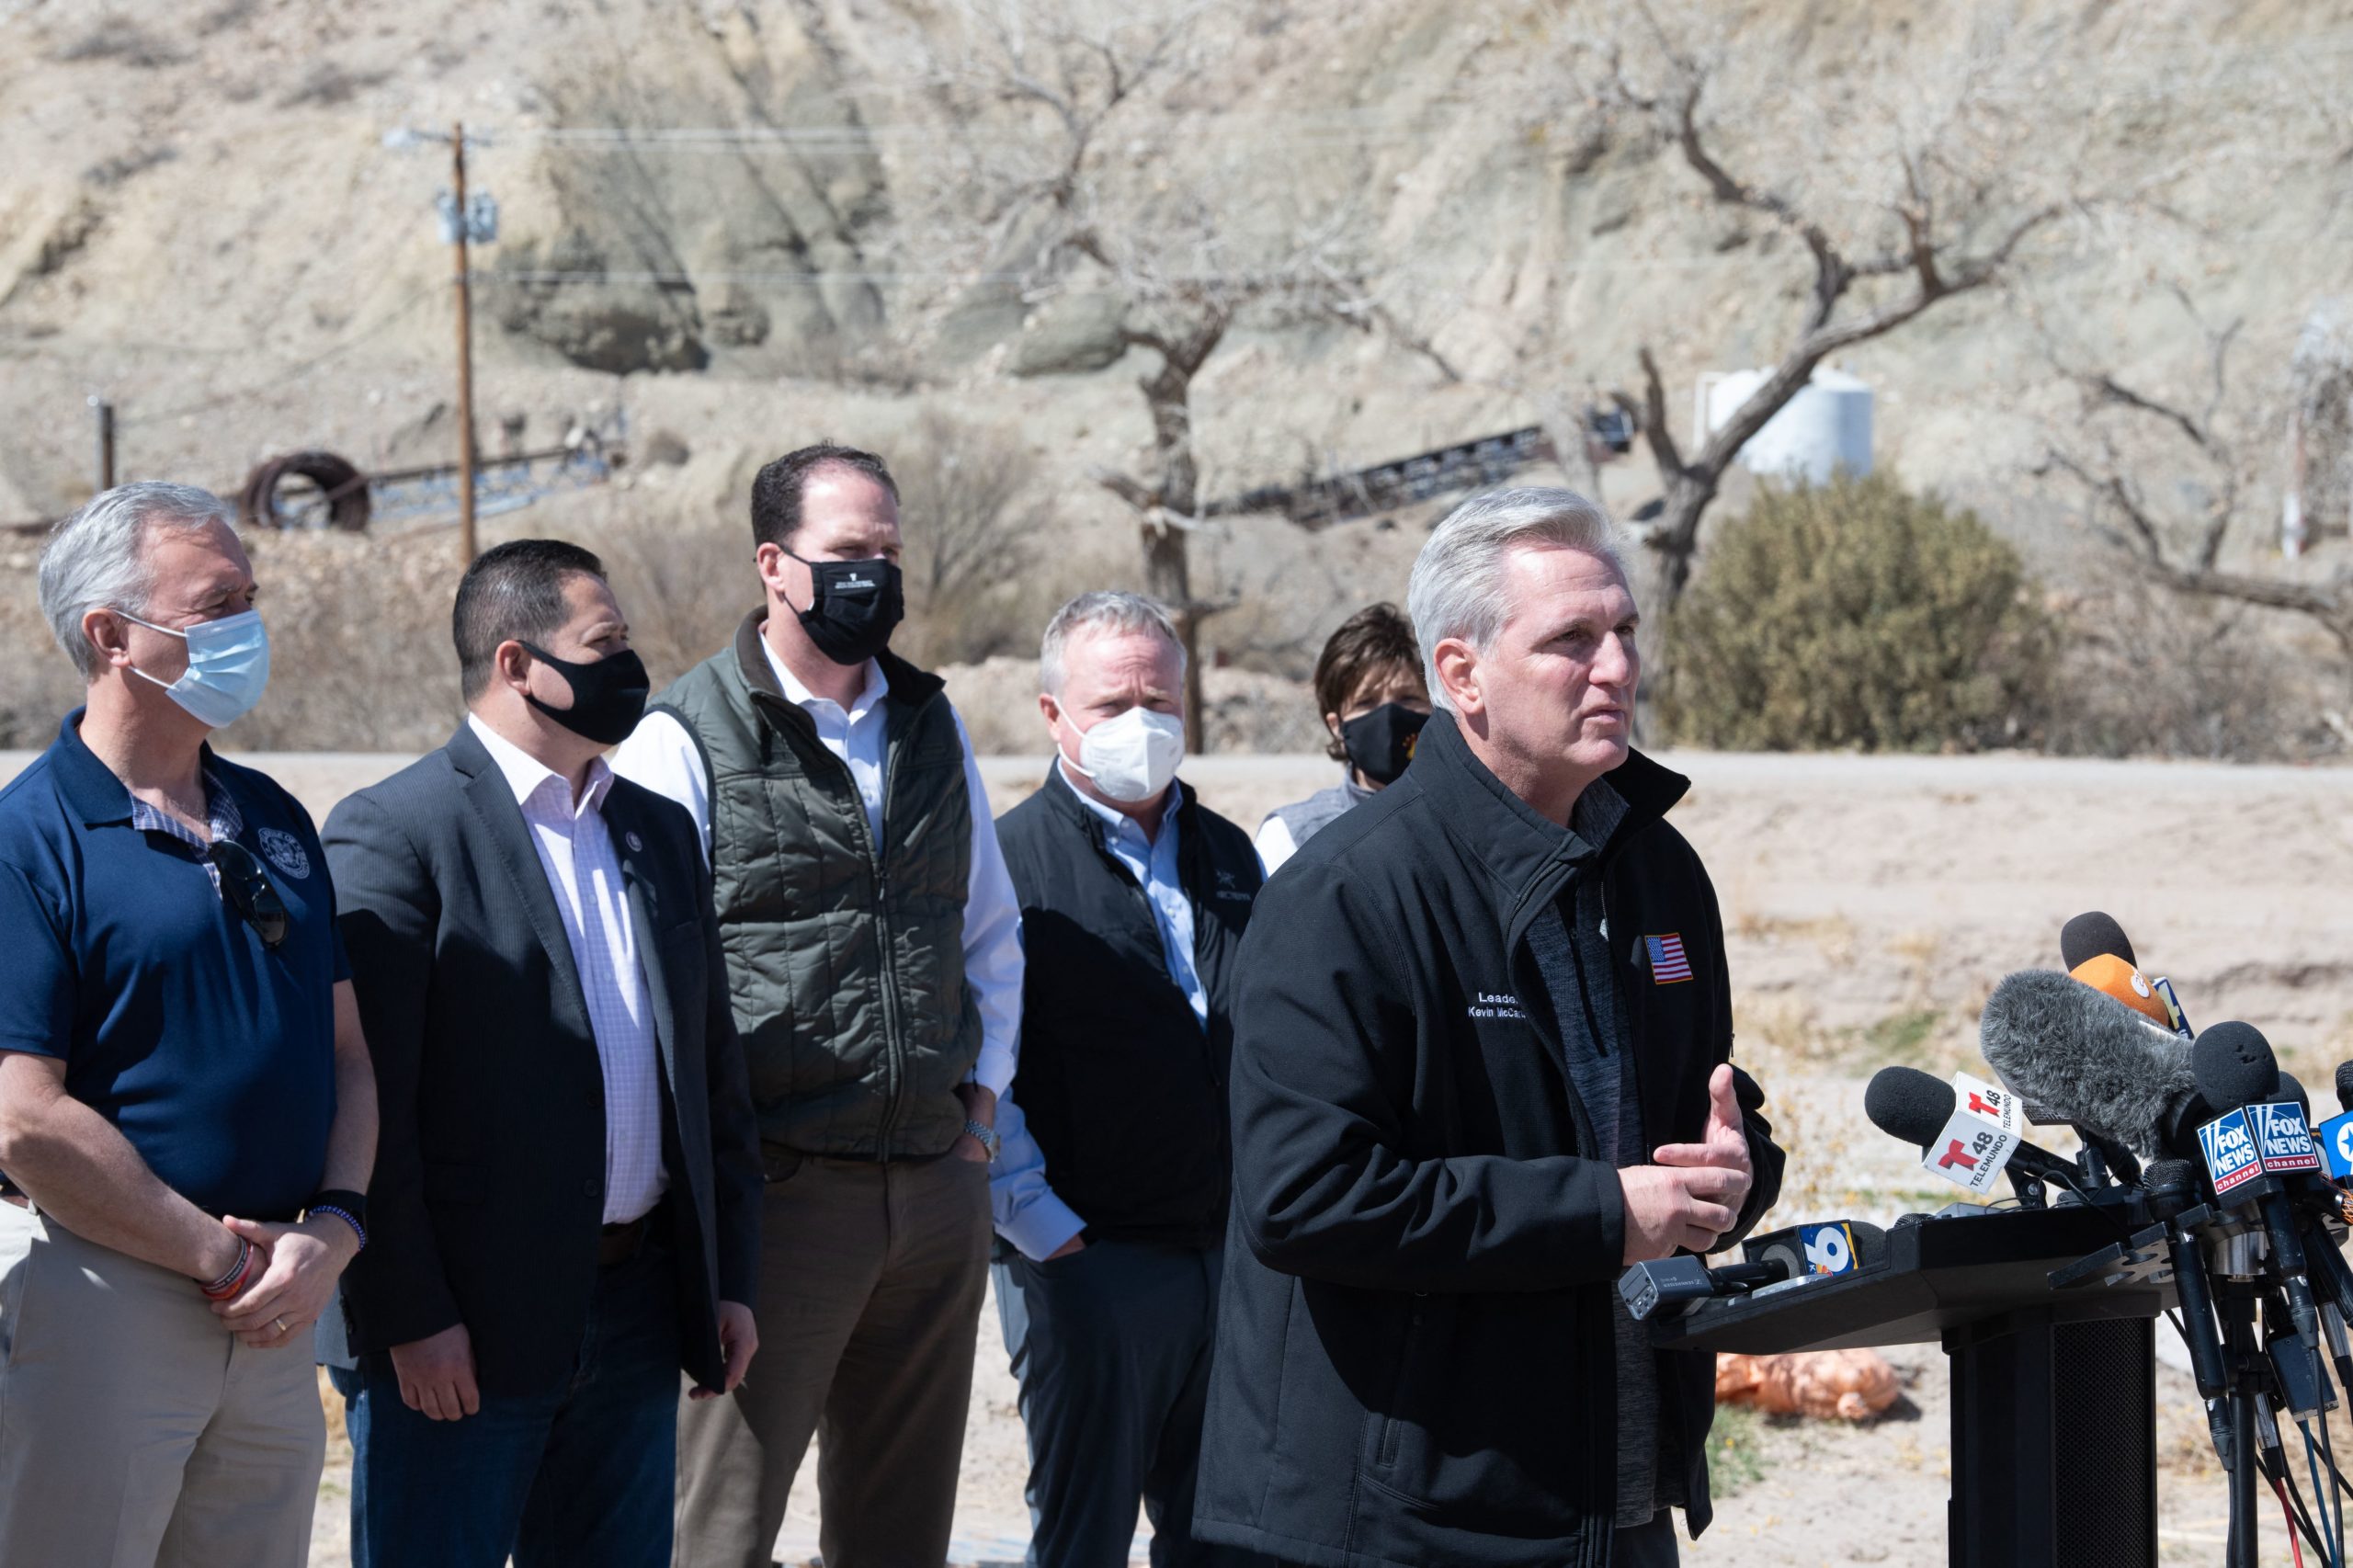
2059, 911, 2179, 1032
2067, 951, 2177, 1031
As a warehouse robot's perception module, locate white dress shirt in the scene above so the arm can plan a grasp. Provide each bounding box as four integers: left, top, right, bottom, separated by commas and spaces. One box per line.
608, 635, 1024, 1099
468, 715, 667, 1225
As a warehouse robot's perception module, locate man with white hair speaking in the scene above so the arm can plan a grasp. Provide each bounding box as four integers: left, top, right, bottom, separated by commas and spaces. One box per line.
1193, 489, 1785, 1568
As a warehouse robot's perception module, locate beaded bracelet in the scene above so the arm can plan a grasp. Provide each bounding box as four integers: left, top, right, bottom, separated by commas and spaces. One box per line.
199, 1236, 256, 1301
310, 1203, 368, 1255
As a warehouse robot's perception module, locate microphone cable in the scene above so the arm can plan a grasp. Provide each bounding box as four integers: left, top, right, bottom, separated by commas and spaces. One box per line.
2302, 1423, 2342, 1568
2276, 1470, 2311, 1568
2322, 1413, 2347, 1568
2265, 1439, 2330, 1565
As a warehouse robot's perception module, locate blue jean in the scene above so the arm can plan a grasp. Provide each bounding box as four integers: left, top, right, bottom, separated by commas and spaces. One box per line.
331, 1232, 681, 1568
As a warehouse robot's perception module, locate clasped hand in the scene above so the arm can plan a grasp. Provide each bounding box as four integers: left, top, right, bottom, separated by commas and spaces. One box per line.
210, 1213, 361, 1349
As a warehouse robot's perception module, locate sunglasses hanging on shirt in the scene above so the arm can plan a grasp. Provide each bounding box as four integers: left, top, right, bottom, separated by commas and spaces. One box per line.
207, 838, 290, 949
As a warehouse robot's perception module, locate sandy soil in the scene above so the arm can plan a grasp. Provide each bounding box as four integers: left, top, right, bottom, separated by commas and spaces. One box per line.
5, 745, 2344, 1566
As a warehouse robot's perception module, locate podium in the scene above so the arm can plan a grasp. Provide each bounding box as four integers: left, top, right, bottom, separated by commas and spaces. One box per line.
1650, 1202, 2171, 1568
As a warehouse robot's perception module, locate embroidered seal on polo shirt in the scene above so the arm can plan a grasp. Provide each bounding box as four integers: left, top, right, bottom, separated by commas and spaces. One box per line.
256, 827, 311, 879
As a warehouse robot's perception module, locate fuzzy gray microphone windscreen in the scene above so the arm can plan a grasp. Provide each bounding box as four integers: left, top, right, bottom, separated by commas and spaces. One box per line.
1978, 969, 2200, 1159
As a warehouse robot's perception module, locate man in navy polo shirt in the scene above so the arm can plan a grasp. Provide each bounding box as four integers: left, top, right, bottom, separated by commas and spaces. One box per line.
0, 481, 379, 1568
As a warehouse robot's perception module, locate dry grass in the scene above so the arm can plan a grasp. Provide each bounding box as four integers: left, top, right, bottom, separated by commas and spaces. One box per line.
1731, 912, 1859, 970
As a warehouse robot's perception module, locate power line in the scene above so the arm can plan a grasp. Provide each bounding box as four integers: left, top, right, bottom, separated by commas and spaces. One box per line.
423, 38, 2353, 157
114, 284, 439, 430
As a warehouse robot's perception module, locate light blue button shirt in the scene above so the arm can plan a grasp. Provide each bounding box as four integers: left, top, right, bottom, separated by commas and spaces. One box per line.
1060, 759, 1206, 1027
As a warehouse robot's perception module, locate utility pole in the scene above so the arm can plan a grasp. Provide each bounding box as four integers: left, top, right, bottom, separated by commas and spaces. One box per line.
450, 121, 478, 564
87, 395, 115, 494
386, 120, 496, 562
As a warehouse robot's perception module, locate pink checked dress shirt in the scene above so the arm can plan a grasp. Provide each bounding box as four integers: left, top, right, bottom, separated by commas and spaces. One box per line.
469, 716, 667, 1225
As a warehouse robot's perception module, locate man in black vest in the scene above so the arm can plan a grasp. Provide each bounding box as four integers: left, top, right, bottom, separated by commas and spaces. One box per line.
611, 444, 1024, 1568
1194, 489, 1785, 1568
990, 592, 1266, 1567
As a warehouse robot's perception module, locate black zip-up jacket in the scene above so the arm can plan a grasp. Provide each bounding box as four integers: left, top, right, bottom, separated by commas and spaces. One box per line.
995, 766, 1263, 1250
1193, 715, 1784, 1568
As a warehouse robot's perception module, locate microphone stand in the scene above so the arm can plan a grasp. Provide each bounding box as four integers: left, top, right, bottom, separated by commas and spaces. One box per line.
2218, 1277, 2266, 1568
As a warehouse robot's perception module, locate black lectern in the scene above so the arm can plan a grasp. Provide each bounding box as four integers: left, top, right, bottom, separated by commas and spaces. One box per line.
1650, 1203, 2169, 1568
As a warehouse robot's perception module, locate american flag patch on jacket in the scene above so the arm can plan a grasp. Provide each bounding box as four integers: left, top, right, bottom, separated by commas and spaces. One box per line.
1645, 934, 1694, 984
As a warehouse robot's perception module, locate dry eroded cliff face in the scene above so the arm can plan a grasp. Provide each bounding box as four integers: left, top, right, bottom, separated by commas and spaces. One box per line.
0, 1, 2347, 569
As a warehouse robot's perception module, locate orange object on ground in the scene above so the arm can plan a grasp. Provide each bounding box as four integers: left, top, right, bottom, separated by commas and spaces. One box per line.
1714, 1348, 1900, 1421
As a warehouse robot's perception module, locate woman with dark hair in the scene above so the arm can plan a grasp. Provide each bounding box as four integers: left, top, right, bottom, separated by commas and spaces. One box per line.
1254, 602, 1431, 873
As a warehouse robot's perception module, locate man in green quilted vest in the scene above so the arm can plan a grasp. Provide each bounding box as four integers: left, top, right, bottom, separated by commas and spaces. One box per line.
612, 443, 1024, 1568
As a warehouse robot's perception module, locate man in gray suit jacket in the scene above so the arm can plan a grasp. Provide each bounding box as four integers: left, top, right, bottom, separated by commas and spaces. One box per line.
323, 540, 762, 1568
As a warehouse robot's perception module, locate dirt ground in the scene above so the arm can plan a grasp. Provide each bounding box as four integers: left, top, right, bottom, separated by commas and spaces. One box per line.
5, 744, 2344, 1566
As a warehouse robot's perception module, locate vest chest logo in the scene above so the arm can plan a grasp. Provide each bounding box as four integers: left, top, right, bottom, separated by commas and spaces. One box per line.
1644, 933, 1694, 985
1468, 990, 1528, 1022
1211, 868, 1252, 903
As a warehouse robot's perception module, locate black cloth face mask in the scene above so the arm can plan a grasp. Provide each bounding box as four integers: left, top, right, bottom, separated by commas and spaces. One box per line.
520, 642, 651, 746
785, 551, 904, 667
1339, 701, 1429, 786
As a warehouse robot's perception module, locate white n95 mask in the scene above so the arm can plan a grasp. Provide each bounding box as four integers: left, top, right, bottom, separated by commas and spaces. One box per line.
1072, 706, 1184, 803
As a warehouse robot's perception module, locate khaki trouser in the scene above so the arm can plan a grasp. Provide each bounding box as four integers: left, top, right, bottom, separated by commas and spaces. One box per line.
0, 1207, 326, 1568
673, 1151, 991, 1568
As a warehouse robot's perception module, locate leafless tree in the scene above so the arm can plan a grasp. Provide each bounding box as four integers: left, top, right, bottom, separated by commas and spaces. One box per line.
870, 0, 1451, 746
2040, 289, 2353, 717
1571, 3, 2071, 607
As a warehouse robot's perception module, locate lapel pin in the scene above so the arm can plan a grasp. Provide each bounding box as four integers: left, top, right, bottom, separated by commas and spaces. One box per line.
625, 831, 643, 853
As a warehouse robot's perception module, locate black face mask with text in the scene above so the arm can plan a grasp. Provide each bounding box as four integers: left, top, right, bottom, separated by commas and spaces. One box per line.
786, 551, 904, 667
1339, 701, 1429, 786
520, 643, 652, 746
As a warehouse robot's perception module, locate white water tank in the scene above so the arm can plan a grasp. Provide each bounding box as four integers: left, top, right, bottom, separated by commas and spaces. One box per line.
1697, 367, 1874, 483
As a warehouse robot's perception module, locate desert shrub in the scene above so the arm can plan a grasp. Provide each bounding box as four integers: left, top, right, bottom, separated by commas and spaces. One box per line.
53, 18, 183, 67
0, 574, 89, 750
590, 519, 750, 689
890, 411, 1055, 669
225, 531, 461, 753
2036, 585, 2343, 761
1660, 473, 2056, 752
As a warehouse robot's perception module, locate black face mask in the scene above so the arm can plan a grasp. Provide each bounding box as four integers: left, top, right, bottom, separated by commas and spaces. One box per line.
1339, 702, 1429, 786
520, 642, 651, 746
786, 551, 904, 667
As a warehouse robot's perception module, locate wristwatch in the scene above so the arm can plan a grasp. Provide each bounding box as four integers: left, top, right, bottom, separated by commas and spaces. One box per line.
964, 1119, 1000, 1162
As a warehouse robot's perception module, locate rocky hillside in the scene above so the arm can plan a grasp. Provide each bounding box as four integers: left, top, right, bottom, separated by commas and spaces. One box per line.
3, 0, 2349, 674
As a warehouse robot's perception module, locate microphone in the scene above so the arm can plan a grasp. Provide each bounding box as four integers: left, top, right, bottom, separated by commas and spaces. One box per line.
1978, 969, 2206, 1160
2060, 911, 2185, 1035
2145, 1156, 2238, 1470
1742, 1219, 1888, 1280
2190, 1022, 2325, 1350
1618, 1256, 1790, 1322
2059, 910, 2137, 970
2318, 1063, 2353, 1183
1864, 1065, 2089, 1201
2068, 954, 2177, 1032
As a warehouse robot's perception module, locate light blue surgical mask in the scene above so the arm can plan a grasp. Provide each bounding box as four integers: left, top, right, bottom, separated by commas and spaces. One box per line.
120, 608, 271, 730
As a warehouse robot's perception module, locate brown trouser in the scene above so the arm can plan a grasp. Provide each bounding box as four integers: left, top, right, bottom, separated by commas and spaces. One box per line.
0, 1209, 327, 1568
673, 1150, 991, 1568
